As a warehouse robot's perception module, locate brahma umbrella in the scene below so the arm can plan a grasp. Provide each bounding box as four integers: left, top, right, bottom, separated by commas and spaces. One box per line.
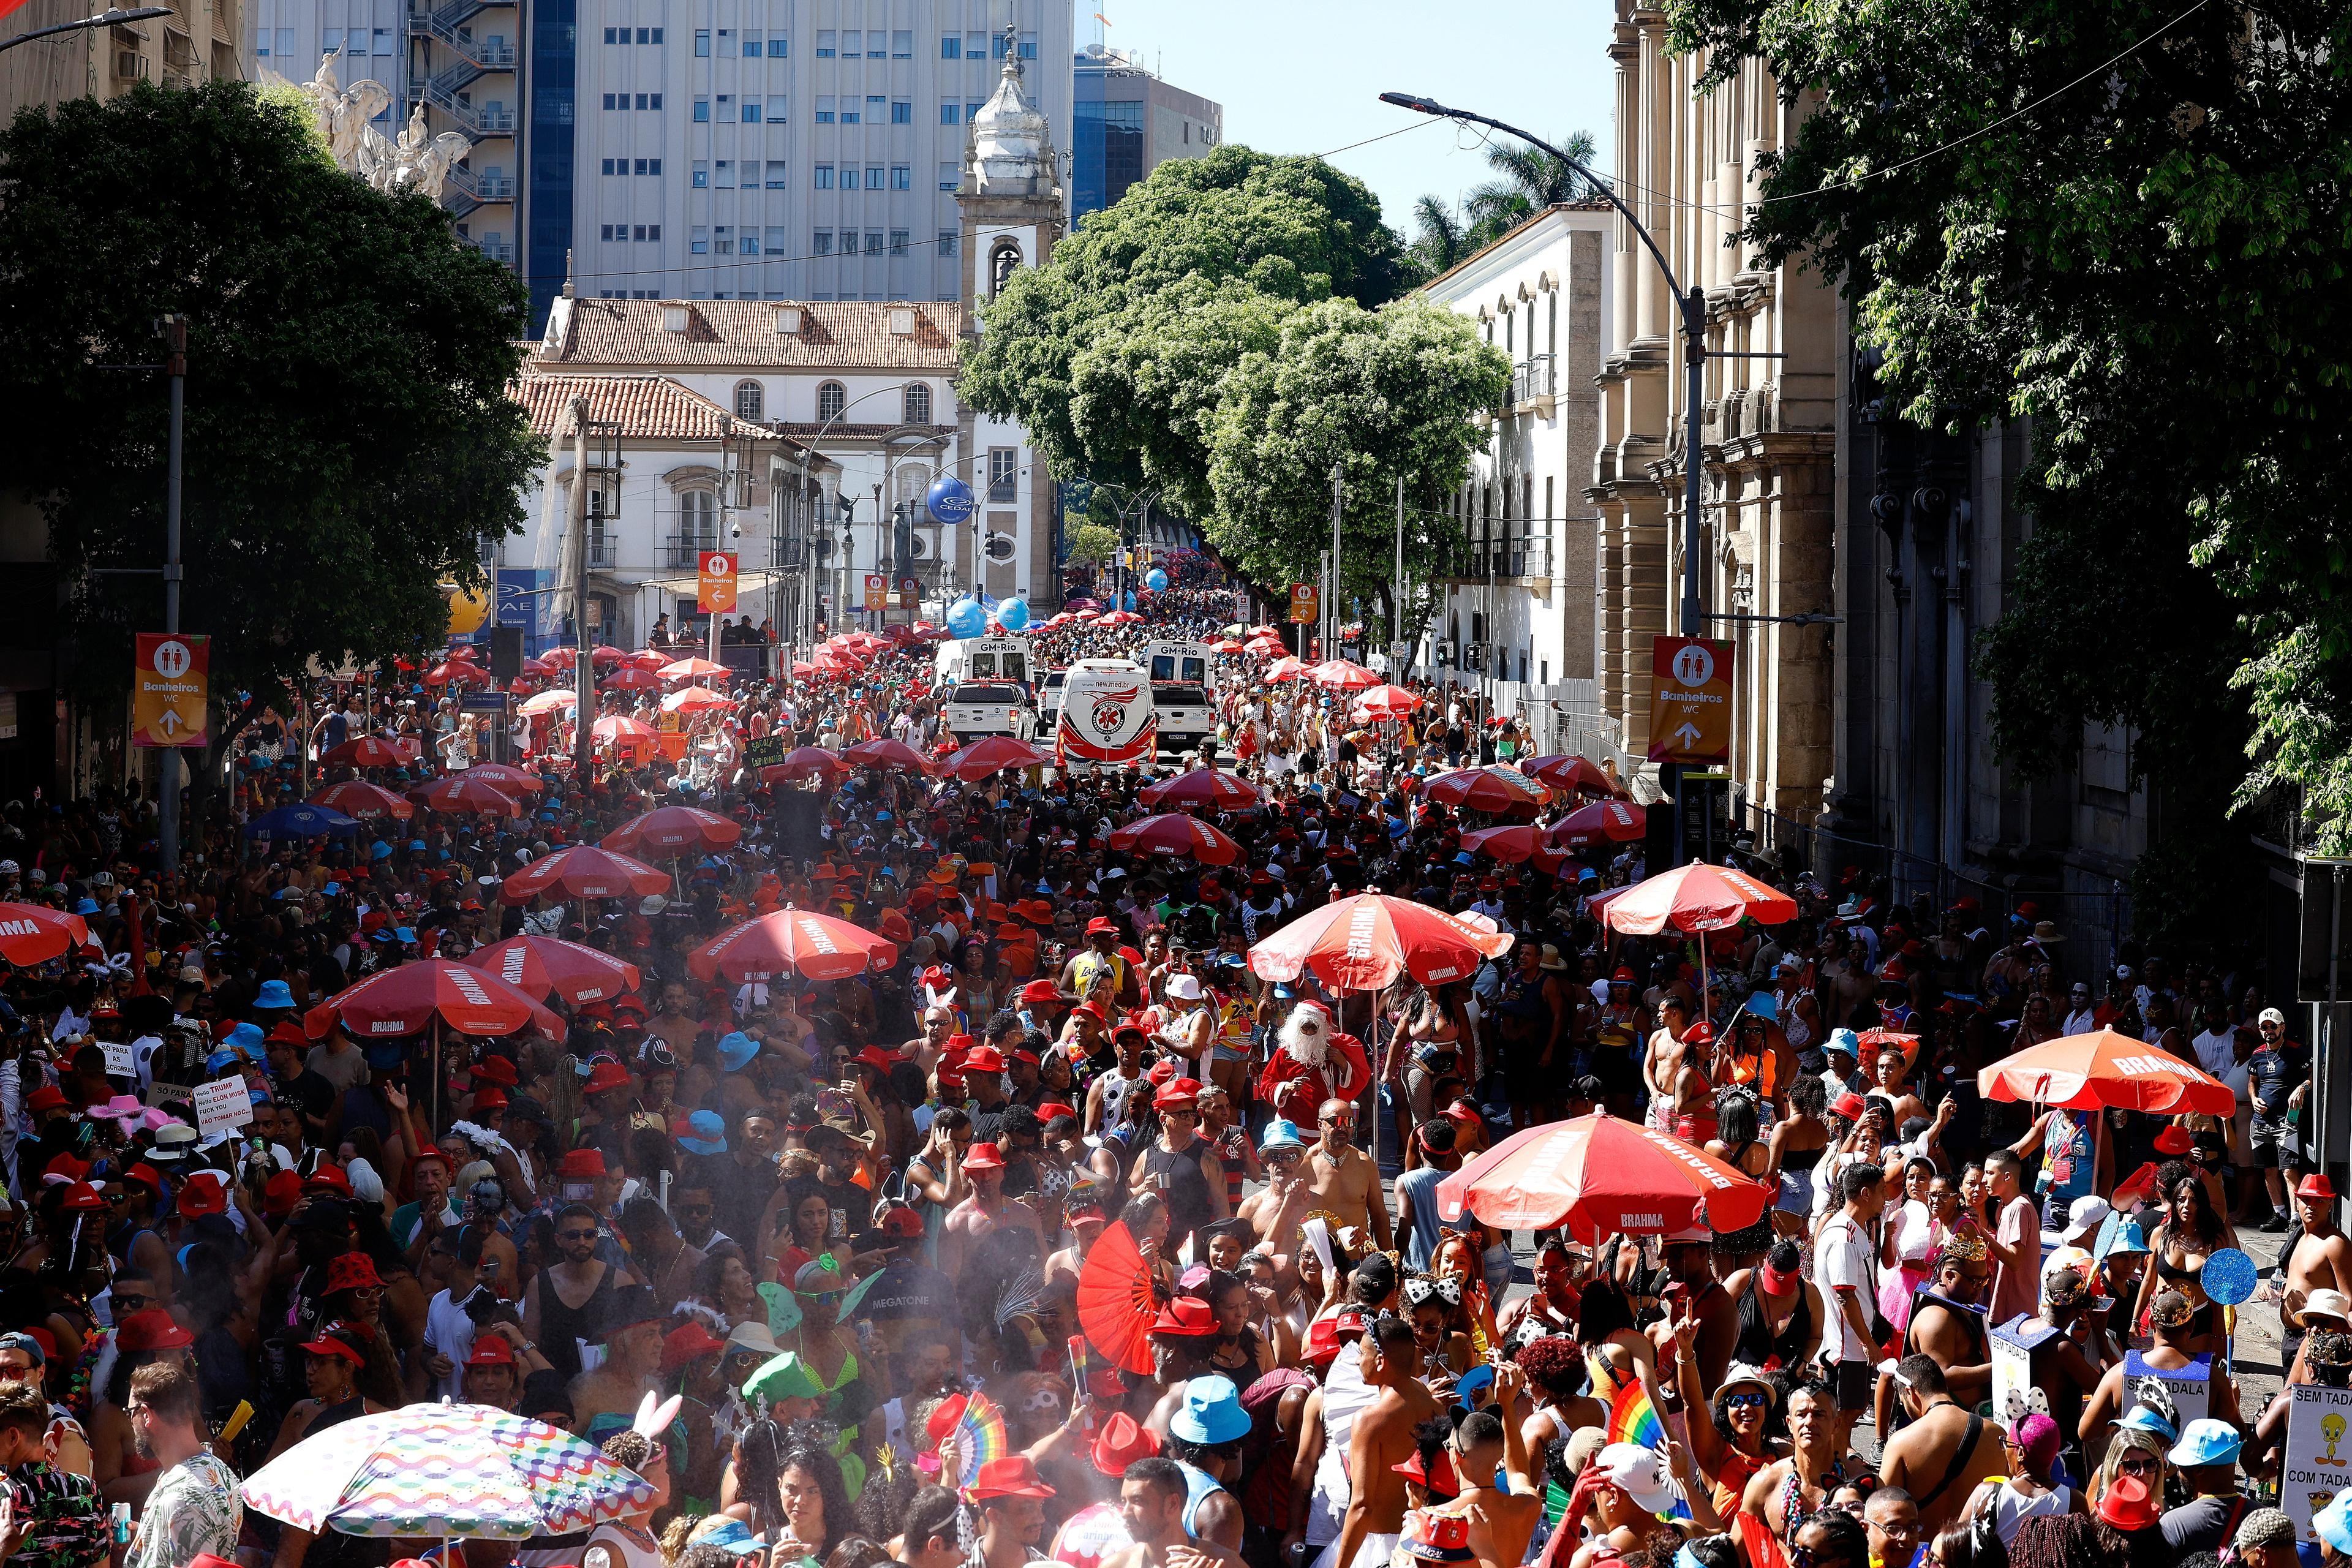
1521, 753, 1619, 798
601, 666, 663, 692
938, 736, 1054, 781
841, 738, 933, 772
1135, 767, 1264, 811
1601, 862, 1797, 1025
303, 959, 560, 1041
1264, 657, 1308, 684
412, 777, 524, 817
1310, 659, 1381, 692
497, 845, 669, 904
1547, 800, 1646, 848
762, 747, 848, 786
658, 657, 730, 682
689, 910, 899, 983
0, 902, 91, 966
660, 686, 735, 715
1434, 1111, 1774, 1242
1250, 892, 1513, 992
1422, 765, 1549, 814
1108, 813, 1242, 865
312, 782, 415, 821
1979, 1028, 2236, 1116
464, 936, 643, 1006
461, 763, 545, 794
602, 805, 742, 856
319, 735, 414, 768
1457, 825, 1571, 875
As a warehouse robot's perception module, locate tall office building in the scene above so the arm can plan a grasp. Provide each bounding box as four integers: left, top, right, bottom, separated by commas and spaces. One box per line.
563, 0, 1071, 322
247, 0, 520, 266
1069, 40, 1216, 220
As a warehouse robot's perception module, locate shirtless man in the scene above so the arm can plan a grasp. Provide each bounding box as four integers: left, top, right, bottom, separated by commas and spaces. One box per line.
1740, 1382, 1844, 1544
1642, 998, 1692, 1134
1446, 1389, 1542, 1568
1304, 1099, 1392, 1254
1237, 1122, 1316, 1285
2275, 1172, 2352, 1373
2081, 1289, 2241, 1443
1878, 1354, 2003, 1535
1869, 1046, 1928, 1129
1327, 1316, 1439, 1568
938, 1141, 1044, 1278
1109, 1457, 1243, 1568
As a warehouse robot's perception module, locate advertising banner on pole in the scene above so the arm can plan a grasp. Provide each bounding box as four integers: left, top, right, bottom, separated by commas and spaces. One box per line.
698, 551, 739, 614
1289, 584, 1319, 625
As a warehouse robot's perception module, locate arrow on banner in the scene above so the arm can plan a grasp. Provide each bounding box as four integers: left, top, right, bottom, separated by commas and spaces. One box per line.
1674, 722, 1703, 748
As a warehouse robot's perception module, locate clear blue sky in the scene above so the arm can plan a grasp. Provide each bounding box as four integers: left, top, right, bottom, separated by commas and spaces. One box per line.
1079, 0, 1621, 237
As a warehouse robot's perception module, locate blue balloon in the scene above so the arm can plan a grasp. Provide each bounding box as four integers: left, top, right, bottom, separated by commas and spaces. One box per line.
997, 597, 1030, 631
945, 597, 988, 639
927, 475, 976, 525
1145, 568, 1169, 593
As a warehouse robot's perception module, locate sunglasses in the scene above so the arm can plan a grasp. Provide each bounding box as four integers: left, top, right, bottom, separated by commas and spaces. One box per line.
796, 1290, 842, 1308
2116, 1453, 2158, 1476
1724, 1391, 1768, 1409
559, 1229, 598, 1242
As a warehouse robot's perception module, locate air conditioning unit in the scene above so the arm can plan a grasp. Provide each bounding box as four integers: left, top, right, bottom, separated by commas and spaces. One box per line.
907, 533, 933, 560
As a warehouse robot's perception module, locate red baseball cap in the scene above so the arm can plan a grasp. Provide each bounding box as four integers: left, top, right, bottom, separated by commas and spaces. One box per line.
116, 1308, 195, 1352
1152, 1297, 1217, 1338
465, 1336, 517, 1367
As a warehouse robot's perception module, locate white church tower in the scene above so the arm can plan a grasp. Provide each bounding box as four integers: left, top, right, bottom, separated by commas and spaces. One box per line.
955, 23, 1066, 606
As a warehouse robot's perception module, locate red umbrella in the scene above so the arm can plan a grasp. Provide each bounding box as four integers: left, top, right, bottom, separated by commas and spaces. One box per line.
303, 959, 561, 1041
0, 902, 91, 967
312, 781, 415, 821
1434, 1111, 1774, 1242
461, 762, 546, 794
423, 660, 491, 687
620, 649, 669, 671
592, 645, 626, 666
497, 845, 670, 904
1074, 1219, 1157, 1376
1264, 657, 1308, 684
1135, 767, 1264, 811
1211, 639, 1245, 654
1248, 892, 1514, 991
1457, 825, 1571, 874
592, 715, 661, 755
658, 657, 731, 682
762, 747, 848, 786
1521, 754, 1618, 797
463, 935, 643, 1006
319, 735, 414, 768
662, 686, 735, 715
1108, 813, 1242, 865
412, 777, 525, 817
688, 910, 899, 983
1978, 1028, 2237, 1115
1547, 800, 1646, 848
602, 666, 663, 691
938, 736, 1054, 781
841, 738, 933, 772
603, 805, 743, 856
1310, 659, 1381, 692
1422, 765, 1549, 813
1600, 862, 1796, 937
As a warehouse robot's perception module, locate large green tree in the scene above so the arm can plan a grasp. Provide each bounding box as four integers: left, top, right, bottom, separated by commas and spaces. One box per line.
1664, 0, 2352, 872
0, 80, 541, 757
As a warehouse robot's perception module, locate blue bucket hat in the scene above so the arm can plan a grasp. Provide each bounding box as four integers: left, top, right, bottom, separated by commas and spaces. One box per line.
717, 1031, 760, 1072
1743, 992, 1777, 1022
254, 979, 296, 1011
225, 1021, 265, 1052
408, 840, 427, 851
1258, 1118, 1305, 1155
370, 842, 393, 861
1825, 1027, 1861, 1059
394, 927, 417, 944
1169, 1374, 1250, 1445
676, 1109, 728, 1156
690, 1520, 767, 1558
2114, 1404, 2177, 1442
2166, 1417, 2242, 1468
2321, 1489, 2352, 1555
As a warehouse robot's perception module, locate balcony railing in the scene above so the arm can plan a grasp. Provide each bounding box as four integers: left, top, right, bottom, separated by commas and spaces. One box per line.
665, 535, 719, 570
588, 537, 617, 570
1449, 529, 1554, 582
1512, 354, 1556, 407
469, 236, 516, 264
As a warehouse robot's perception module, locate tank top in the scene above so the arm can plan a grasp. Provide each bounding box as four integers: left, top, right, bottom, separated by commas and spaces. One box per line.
538, 1262, 618, 1381
2037, 1109, 2097, 1212
1098, 1070, 1147, 1136
1178, 1461, 1227, 1539
1307, 1359, 1376, 1545
1731, 1277, 1813, 1371
1142, 1136, 1215, 1250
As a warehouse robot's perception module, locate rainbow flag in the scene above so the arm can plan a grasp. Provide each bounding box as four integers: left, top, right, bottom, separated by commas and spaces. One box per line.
1607, 1373, 1665, 1450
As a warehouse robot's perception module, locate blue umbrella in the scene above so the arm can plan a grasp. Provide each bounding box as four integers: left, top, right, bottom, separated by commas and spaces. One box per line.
244, 803, 362, 838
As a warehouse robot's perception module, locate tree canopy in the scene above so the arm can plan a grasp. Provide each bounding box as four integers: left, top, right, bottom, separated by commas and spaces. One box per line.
0, 80, 541, 742
1664, 0, 2352, 861
960, 143, 1503, 604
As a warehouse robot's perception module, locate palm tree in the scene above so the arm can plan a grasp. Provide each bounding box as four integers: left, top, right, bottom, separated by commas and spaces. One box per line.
1409, 194, 1469, 276
1464, 130, 1604, 245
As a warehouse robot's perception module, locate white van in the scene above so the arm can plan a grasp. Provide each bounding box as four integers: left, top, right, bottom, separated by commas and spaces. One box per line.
1055, 660, 1156, 771
934, 636, 1031, 688
1142, 640, 1217, 753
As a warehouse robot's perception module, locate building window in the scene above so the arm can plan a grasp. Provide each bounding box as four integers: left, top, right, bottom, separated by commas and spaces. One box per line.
813, 230, 834, 255
638, 157, 660, 174
990, 30, 1008, 57
938, 161, 959, 191
678, 489, 718, 551
734, 381, 765, 420
715, 160, 733, 187
767, 96, 787, 123
766, 162, 788, 189
602, 26, 616, 42
695, 28, 709, 54
741, 29, 761, 55
1019, 31, 1036, 57
817, 382, 846, 420
715, 225, 734, 252
815, 29, 834, 56
888, 228, 908, 254
904, 383, 932, 424
891, 164, 911, 190
693, 161, 709, 186
966, 32, 986, 57
766, 226, 788, 253
840, 101, 859, 124
601, 157, 617, 175
598, 222, 615, 240
815, 96, 834, 123
813, 164, 832, 188
865, 165, 885, 189
867, 36, 885, 56
891, 29, 911, 56
744, 102, 761, 122
865, 95, 886, 119
938, 229, 959, 256
967, 101, 984, 121
740, 221, 760, 251
891, 100, 911, 124
940, 102, 959, 124
987, 447, 1016, 501
989, 239, 1020, 297
693, 97, 709, 121
647, 26, 662, 43
691, 227, 709, 254
941, 34, 960, 57
864, 230, 883, 254
840, 29, 859, 55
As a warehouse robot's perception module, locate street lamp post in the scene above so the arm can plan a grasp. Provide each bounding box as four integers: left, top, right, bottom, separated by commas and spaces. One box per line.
0, 6, 168, 53
1383, 92, 1713, 866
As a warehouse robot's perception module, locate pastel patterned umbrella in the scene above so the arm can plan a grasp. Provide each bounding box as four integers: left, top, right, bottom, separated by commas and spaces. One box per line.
239, 1401, 654, 1539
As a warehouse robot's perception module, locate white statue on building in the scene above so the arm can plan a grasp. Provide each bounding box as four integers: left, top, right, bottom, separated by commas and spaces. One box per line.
294, 56, 471, 202
295, 53, 390, 175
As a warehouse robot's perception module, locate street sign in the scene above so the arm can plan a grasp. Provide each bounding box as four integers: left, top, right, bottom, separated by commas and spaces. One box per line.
460, 689, 509, 714
698, 551, 739, 613
1646, 635, 1733, 764
132, 633, 209, 749
863, 573, 888, 611
898, 576, 919, 611
1289, 584, 1319, 624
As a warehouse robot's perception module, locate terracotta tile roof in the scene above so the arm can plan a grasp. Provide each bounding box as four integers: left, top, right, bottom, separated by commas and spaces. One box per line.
775, 423, 957, 441
540, 296, 965, 371
511, 372, 818, 456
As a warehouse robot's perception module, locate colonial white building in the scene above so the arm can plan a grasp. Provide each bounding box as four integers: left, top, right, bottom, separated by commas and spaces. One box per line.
507, 35, 1064, 652
1417, 204, 1615, 735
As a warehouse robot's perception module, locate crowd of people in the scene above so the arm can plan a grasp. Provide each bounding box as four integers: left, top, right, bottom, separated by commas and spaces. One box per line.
0, 595, 2337, 1568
